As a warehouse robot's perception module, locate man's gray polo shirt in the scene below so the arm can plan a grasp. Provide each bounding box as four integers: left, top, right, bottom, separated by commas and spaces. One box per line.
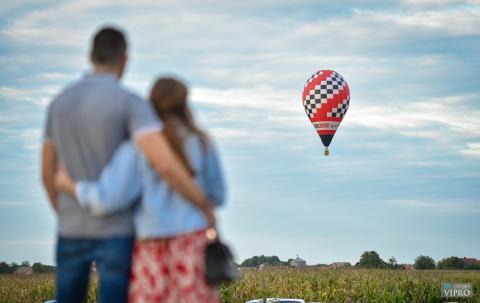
44, 73, 161, 238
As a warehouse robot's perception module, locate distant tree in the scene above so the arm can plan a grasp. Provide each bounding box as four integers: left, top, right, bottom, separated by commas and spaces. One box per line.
9, 262, 19, 273
387, 257, 400, 269
32, 263, 47, 273
358, 251, 385, 269
0, 261, 56, 274
437, 257, 465, 270
45, 264, 56, 273
240, 255, 287, 267
240, 255, 257, 267
0, 262, 10, 274
463, 262, 480, 270
414, 255, 435, 270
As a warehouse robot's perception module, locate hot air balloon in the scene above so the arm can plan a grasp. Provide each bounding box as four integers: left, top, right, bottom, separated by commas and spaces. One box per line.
302, 70, 350, 156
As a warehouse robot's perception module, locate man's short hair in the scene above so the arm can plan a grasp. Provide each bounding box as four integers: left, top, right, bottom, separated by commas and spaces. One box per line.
90, 27, 127, 65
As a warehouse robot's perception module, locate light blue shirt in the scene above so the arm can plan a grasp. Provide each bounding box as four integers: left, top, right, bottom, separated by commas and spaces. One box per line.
75, 130, 225, 239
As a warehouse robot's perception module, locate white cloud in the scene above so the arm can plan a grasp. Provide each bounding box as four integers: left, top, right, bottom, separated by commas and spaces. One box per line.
210, 128, 250, 139
33, 72, 77, 82
401, 0, 478, 6
383, 199, 480, 214
4, 0, 477, 58
1, 0, 478, 99
190, 85, 480, 160
19, 128, 42, 150
194, 86, 480, 141
0, 85, 57, 107
353, 7, 480, 36
1, 1, 102, 47
192, 86, 299, 112
0, 86, 31, 100
348, 95, 480, 137
460, 142, 480, 157
0, 127, 42, 151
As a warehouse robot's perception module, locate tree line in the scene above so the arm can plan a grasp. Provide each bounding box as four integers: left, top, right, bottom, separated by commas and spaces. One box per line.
240, 255, 290, 267
239, 252, 480, 270
357, 251, 480, 270
0, 261, 56, 274
3, 252, 478, 274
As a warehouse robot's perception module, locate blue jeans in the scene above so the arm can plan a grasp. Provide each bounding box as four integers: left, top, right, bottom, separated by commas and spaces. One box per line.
56, 236, 133, 303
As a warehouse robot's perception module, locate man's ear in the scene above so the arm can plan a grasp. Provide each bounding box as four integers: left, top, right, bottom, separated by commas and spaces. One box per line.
117, 53, 128, 79
89, 50, 96, 65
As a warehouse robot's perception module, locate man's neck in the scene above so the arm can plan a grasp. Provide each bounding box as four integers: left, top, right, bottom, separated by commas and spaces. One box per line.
92, 65, 120, 79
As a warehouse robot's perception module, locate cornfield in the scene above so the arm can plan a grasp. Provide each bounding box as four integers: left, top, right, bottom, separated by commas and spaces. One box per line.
1, 269, 479, 303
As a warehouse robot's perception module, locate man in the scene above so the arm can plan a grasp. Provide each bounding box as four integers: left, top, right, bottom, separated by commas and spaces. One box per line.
41, 27, 214, 303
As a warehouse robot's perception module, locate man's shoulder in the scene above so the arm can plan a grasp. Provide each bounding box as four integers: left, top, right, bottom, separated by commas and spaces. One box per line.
50, 77, 145, 107
49, 79, 80, 103
48, 77, 91, 107
101, 82, 147, 111
120, 87, 146, 105
84, 77, 144, 104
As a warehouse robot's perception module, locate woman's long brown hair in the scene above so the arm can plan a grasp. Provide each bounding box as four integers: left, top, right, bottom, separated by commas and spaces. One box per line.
150, 77, 208, 176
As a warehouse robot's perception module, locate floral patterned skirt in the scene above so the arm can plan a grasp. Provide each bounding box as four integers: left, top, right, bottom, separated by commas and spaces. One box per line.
128, 229, 220, 303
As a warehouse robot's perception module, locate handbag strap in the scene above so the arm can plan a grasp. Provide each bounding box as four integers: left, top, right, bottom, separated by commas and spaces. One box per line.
202, 138, 220, 241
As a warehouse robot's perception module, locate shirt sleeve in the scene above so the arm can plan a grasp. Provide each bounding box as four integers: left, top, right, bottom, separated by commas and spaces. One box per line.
203, 138, 226, 207
125, 94, 163, 140
75, 142, 142, 217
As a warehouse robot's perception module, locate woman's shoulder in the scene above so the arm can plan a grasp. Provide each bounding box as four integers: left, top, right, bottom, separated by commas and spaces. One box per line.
184, 131, 214, 152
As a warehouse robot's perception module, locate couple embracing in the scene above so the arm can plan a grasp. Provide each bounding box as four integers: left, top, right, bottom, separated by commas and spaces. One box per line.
42, 27, 225, 303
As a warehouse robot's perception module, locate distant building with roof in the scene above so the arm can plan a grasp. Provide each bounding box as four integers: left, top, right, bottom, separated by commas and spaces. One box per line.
330, 262, 351, 269
400, 264, 415, 270
14, 266, 33, 275
290, 255, 306, 268
463, 257, 480, 266
259, 263, 289, 271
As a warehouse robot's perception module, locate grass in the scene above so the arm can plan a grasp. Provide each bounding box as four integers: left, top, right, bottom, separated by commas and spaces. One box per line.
1, 269, 479, 303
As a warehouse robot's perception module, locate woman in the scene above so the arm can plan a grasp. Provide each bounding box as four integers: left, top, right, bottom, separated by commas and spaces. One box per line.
55, 77, 224, 303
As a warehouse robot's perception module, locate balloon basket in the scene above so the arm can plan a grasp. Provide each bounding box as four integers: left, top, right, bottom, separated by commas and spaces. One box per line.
324, 147, 329, 156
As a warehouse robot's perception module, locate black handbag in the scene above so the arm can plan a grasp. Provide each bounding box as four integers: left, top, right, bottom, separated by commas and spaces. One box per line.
204, 229, 239, 286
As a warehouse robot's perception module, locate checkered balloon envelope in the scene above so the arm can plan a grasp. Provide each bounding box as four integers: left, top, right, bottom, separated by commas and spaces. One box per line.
302, 70, 350, 156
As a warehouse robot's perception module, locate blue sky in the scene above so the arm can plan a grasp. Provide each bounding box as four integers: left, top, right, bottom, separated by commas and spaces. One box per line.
0, 0, 479, 266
